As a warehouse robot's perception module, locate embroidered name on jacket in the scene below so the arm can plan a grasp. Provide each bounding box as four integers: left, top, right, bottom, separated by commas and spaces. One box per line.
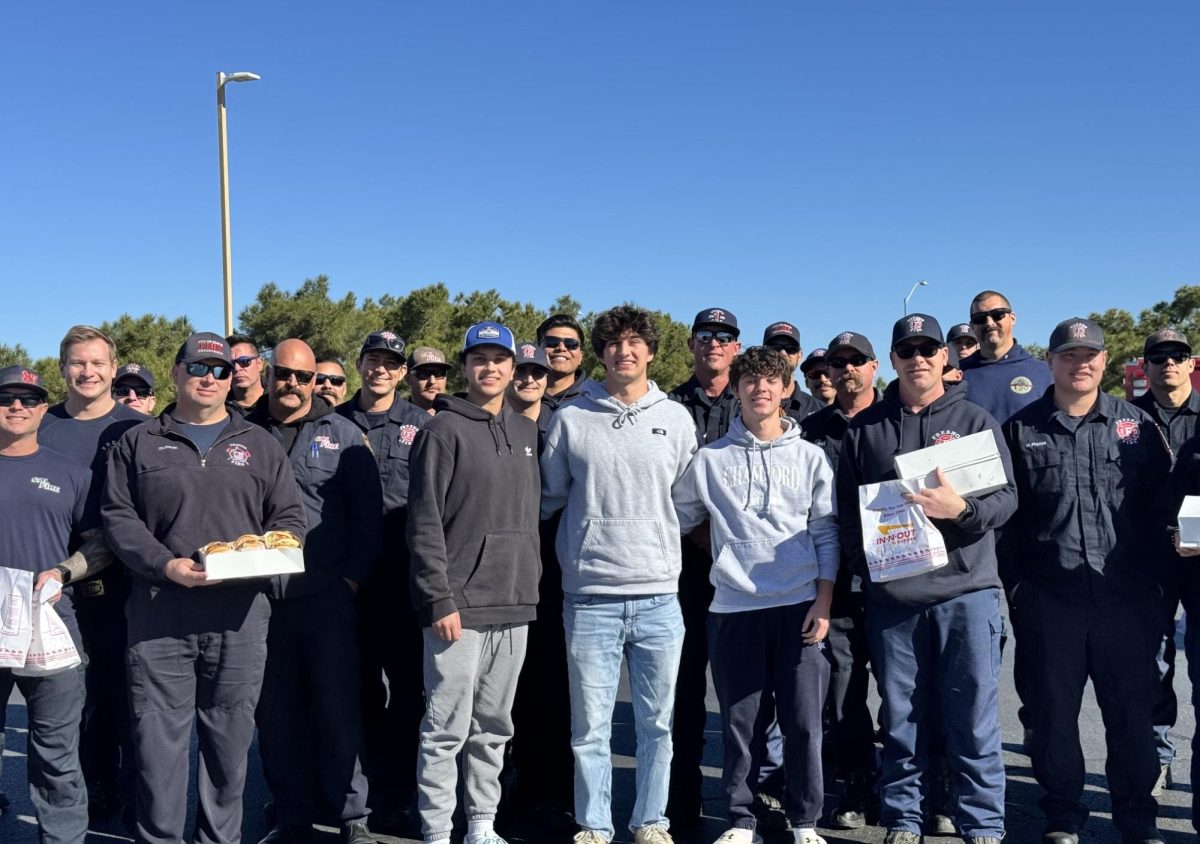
721, 462, 806, 491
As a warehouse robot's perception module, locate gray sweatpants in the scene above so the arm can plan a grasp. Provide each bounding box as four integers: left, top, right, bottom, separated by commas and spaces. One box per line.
417, 623, 529, 842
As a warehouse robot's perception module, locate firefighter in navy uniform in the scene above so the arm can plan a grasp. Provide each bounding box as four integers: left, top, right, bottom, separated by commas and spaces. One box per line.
1003, 318, 1170, 844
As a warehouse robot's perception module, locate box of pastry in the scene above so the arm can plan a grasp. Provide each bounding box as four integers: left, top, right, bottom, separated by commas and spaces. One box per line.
198, 532, 305, 580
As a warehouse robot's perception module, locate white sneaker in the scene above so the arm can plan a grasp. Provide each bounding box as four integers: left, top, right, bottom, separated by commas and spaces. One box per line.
573, 832, 609, 844
712, 829, 764, 844
634, 826, 675, 844
793, 830, 827, 844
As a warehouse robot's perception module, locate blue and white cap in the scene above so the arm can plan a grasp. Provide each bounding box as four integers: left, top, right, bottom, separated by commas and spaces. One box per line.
462, 321, 516, 356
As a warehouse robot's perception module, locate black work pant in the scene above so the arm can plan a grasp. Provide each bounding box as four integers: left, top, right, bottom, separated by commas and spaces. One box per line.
824, 587, 876, 780
76, 587, 134, 806
1011, 580, 1160, 838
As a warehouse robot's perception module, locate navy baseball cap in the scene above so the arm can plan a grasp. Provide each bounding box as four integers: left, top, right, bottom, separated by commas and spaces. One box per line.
463, 322, 516, 356
515, 340, 552, 372
176, 332, 232, 366
1048, 318, 1105, 354
1144, 328, 1191, 358
763, 321, 800, 345
692, 307, 739, 337
114, 363, 155, 390
799, 349, 828, 375
359, 330, 406, 360
827, 331, 876, 359
947, 323, 976, 344
0, 364, 48, 397
891, 314, 944, 349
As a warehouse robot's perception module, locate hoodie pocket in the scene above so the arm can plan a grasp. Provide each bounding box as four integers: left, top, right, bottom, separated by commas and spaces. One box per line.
461, 531, 541, 610
713, 535, 816, 600
578, 519, 672, 583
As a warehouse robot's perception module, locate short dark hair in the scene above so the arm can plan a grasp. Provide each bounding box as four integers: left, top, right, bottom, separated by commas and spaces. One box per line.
536, 314, 585, 344
591, 305, 660, 357
970, 290, 1011, 311
226, 333, 257, 349
315, 355, 344, 369
730, 346, 793, 389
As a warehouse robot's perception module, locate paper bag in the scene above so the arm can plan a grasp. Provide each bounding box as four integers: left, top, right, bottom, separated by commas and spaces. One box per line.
858, 478, 949, 583
0, 566, 33, 668
14, 579, 81, 676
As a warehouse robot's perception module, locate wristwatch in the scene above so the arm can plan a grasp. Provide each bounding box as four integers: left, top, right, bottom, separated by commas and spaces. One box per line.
53, 565, 72, 585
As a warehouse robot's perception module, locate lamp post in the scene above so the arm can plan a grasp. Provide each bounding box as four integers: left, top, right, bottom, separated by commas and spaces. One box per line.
903, 279, 929, 315
217, 71, 260, 337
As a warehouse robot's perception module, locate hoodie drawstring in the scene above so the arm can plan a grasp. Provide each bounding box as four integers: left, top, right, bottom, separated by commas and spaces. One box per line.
611, 405, 641, 429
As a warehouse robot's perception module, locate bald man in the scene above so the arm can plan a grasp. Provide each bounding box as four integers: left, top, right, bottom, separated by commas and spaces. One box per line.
249, 339, 384, 844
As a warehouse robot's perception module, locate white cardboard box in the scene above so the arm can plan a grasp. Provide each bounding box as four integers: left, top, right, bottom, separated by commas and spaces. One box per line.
893, 429, 1008, 498
199, 547, 305, 580
1177, 496, 1200, 549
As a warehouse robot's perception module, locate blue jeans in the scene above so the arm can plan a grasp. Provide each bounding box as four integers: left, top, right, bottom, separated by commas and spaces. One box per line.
564, 593, 685, 841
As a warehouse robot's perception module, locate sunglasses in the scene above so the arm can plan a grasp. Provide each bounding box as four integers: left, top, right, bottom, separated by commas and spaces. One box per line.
314, 374, 347, 387
273, 366, 315, 385
232, 355, 260, 368
185, 362, 232, 380
693, 330, 737, 345
1147, 350, 1190, 366
767, 342, 801, 355
969, 307, 1012, 325
827, 354, 872, 369
953, 337, 979, 347
542, 336, 581, 351
894, 342, 942, 360
413, 369, 448, 381
515, 366, 549, 380
0, 392, 46, 408
113, 385, 154, 399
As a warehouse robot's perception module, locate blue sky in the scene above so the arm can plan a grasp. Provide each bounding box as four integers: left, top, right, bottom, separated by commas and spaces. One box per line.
4, 2, 1197, 375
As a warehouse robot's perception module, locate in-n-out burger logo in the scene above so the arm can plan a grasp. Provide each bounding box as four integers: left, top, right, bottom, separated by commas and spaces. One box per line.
30, 476, 61, 494
197, 340, 225, 354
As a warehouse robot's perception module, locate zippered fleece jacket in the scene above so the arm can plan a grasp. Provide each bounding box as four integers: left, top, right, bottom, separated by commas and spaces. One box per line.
102, 407, 307, 588
675, 416, 839, 613
540, 380, 698, 596
835, 381, 1018, 608
406, 395, 542, 628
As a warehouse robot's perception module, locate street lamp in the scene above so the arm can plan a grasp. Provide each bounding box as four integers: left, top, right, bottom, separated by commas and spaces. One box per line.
903, 279, 929, 315
217, 71, 260, 336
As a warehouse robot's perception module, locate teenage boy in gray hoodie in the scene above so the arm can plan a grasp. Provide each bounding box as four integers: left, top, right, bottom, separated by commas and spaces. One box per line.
675, 346, 839, 844
540, 305, 698, 844
407, 322, 542, 844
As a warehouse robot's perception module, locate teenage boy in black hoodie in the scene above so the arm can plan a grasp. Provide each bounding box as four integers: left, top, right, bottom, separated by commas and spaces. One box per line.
835, 314, 1017, 844
407, 322, 541, 844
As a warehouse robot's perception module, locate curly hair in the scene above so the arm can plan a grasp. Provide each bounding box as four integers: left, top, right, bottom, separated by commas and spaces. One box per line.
590, 304, 660, 357
730, 346, 793, 389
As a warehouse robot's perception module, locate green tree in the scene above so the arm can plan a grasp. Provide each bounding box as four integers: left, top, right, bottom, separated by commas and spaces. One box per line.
1089, 285, 1200, 395
0, 344, 32, 368
101, 313, 195, 406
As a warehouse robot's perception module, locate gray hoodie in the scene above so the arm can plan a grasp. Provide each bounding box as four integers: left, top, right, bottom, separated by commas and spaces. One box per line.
540, 380, 698, 595
675, 416, 839, 613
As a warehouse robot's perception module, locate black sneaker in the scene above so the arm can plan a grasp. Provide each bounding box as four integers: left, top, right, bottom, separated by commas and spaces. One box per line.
341, 820, 375, 844
831, 771, 875, 830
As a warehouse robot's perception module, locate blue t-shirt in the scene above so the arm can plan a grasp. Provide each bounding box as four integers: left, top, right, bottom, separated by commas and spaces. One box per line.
0, 447, 93, 634
178, 420, 230, 458
39, 402, 146, 477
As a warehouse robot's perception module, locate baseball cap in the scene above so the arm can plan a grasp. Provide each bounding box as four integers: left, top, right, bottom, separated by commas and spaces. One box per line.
176, 332, 233, 366
891, 313, 944, 350
114, 362, 155, 390
463, 321, 516, 356
826, 331, 876, 359
762, 321, 800, 345
1048, 318, 1105, 354
945, 343, 960, 371
799, 349, 828, 375
692, 307, 739, 337
515, 340, 552, 372
1143, 328, 1192, 358
0, 364, 49, 397
359, 330, 406, 360
407, 346, 451, 370
947, 323, 976, 344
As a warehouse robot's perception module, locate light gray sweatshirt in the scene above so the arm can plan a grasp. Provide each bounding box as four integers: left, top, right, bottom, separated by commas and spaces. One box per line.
675, 416, 839, 613
540, 380, 698, 595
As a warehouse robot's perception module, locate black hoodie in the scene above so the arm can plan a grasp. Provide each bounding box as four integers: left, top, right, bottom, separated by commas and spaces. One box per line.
835, 381, 1018, 608
406, 394, 541, 627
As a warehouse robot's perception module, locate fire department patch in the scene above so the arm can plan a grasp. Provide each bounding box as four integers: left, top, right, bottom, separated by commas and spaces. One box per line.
907, 315, 925, 332
836, 332, 855, 347
931, 430, 960, 445
1114, 418, 1140, 444
398, 424, 419, 446
1069, 322, 1089, 339
1010, 376, 1033, 395
520, 344, 538, 360
21, 370, 37, 384
225, 444, 252, 466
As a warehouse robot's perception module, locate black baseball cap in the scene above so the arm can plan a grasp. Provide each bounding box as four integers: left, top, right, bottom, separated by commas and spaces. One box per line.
115, 363, 155, 390
176, 332, 232, 366
515, 340, 552, 372
0, 364, 48, 397
799, 349, 827, 375
1048, 318, 1105, 354
827, 331, 876, 359
1143, 328, 1192, 358
762, 321, 800, 345
692, 307, 739, 337
891, 314, 944, 350
359, 330, 406, 360
947, 323, 976, 344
